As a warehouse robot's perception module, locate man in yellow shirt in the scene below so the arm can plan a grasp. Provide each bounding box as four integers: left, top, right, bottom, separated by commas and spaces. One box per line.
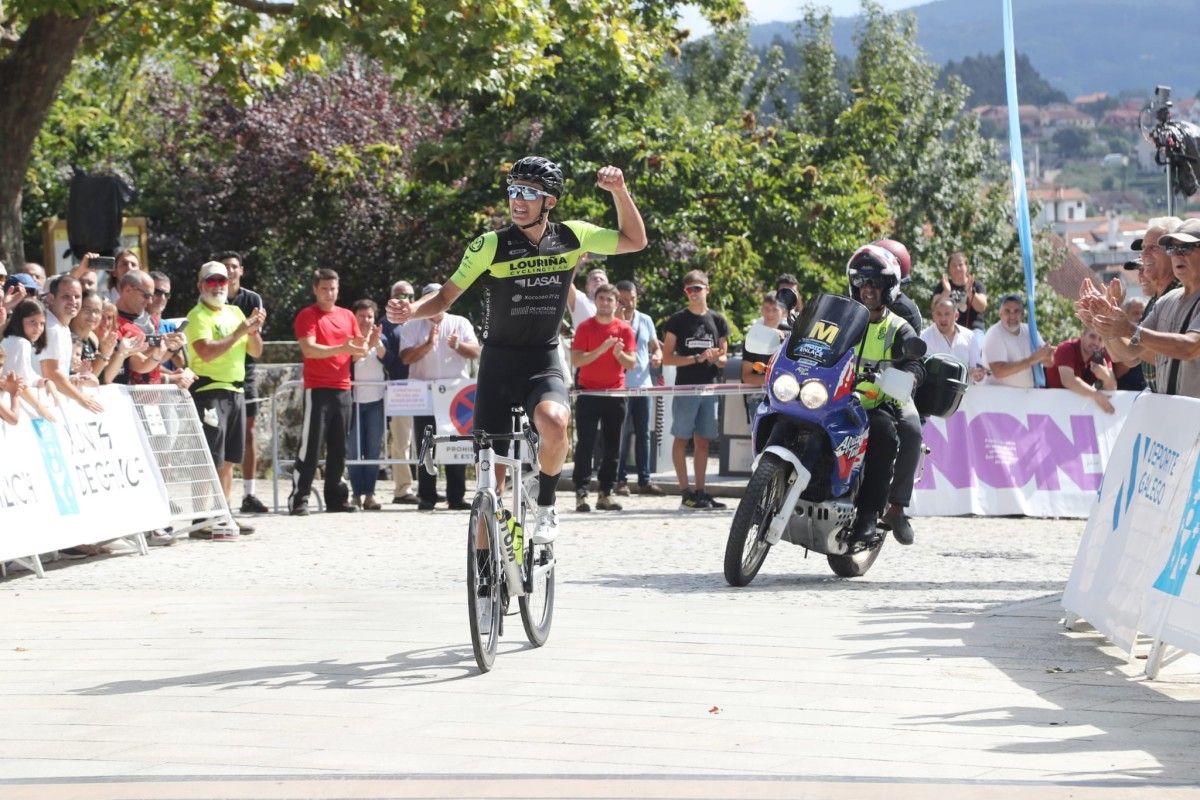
186, 261, 266, 539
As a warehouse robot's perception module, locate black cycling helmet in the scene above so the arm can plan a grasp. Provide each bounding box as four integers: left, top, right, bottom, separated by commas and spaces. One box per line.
507, 156, 565, 198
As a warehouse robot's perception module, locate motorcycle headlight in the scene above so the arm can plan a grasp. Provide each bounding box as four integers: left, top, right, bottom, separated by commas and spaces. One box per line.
799, 380, 829, 410
771, 373, 800, 403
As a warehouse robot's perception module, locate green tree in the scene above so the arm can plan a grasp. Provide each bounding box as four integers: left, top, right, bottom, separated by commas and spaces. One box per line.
1052, 127, 1093, 160
0, 0, 743, 268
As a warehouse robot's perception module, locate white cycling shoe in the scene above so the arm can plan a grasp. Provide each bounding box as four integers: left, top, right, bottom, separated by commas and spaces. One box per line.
531, 505, 559, 544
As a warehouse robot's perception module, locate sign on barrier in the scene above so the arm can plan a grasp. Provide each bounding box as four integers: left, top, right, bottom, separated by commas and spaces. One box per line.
910, 387, 1137, 518
0, 386, 170, 562
1064, 393, 1200, 655
431, 379, 476, 464
385, 380, 433, 416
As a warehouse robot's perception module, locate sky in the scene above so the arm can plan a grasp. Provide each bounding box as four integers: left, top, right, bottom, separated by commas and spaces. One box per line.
679, 0, 928, 38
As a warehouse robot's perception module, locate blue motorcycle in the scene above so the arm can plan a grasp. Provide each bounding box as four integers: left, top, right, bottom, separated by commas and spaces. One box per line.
724, 292, 936, 583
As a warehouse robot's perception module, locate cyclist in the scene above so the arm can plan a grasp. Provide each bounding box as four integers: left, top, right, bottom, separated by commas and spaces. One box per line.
386, 156, 647, 543
845, 244, 926, 548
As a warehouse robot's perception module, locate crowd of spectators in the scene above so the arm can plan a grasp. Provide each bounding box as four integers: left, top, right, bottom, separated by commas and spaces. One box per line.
2, 213, 1194, 551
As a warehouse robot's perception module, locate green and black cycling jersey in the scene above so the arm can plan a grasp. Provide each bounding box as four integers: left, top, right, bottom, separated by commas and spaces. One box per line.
450, 220, 619, 350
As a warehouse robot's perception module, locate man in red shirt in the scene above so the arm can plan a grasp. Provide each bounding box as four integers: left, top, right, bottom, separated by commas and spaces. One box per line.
112, 271, 178, 385
571, 283, 635, 512
288, 268, 370, 515
1045, 326, 1117, 414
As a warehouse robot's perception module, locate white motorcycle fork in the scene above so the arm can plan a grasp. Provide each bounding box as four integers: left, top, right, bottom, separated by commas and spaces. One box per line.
756, 445, 813, 546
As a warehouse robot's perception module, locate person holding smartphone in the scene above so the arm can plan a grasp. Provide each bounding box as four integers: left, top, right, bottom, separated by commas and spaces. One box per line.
1044, 325, 1117, 413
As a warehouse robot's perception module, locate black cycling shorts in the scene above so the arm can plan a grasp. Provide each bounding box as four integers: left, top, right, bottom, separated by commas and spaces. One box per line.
473, 346, 569, 455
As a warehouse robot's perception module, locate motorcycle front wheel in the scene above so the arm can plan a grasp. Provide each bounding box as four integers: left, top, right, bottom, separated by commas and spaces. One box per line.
723, 453, 788, 587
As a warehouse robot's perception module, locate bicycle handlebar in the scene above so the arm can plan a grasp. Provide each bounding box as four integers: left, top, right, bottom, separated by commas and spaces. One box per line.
418, 424, 540, 477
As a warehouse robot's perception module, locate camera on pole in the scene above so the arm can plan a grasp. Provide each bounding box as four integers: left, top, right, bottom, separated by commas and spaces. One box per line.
1141, 85, 1200, 200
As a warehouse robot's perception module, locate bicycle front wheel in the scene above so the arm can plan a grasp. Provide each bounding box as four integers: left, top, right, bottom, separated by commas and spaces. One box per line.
467, 493, 501, 672
519, 532, 555, 647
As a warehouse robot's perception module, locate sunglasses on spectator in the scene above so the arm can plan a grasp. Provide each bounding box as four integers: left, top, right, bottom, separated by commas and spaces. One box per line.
394, 292, 414, 299
507, 185, 552, 201
203, 276, 229, 286
154, 289, 171, 297
684, 284, 708, 293
1165, 242, 1200, 256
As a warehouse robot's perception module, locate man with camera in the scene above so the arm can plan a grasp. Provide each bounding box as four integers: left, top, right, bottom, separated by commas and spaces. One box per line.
112, 271, 184, 385
185, 261, 265, 538
1044, 326, 1117, 414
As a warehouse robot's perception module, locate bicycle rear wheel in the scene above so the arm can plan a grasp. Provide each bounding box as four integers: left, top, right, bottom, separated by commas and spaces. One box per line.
467, 493, 501, 672
519, 532, 555, 646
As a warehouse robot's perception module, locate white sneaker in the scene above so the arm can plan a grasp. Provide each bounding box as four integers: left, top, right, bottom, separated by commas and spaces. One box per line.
531, 505, 559, 544
147, 529, 177, 547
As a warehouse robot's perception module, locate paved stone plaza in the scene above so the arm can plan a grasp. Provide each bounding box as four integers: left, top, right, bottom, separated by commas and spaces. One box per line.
4, 489, 1200, 798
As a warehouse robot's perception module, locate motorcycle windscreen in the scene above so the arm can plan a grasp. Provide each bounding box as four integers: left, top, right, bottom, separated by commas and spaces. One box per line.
784, 293, 870, 368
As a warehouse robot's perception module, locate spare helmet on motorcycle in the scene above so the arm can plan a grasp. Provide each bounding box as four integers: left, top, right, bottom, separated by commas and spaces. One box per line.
506, 155, 565, 198
846, 244, 902, 304
871, 238, 912, 281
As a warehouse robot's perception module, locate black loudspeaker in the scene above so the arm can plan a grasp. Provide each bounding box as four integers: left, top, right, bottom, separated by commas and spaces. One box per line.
66, 167, 136, 259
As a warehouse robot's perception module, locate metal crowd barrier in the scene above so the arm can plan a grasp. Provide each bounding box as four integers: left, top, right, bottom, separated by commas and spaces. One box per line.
124, 384, 235, 535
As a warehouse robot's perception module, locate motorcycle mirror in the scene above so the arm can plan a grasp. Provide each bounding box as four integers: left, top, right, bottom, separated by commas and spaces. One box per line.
744, 322, 784, 358
902, 337, 927, 359
775, 286, 799, 312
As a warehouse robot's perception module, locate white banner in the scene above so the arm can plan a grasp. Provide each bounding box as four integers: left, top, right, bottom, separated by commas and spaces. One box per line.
1063, 393, 1200, 654
430, 379, 477, 464
0, 386, 170, 561
910, 387, 1138, 518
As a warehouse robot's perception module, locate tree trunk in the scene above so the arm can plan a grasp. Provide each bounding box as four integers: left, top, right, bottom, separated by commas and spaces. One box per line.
0, 13, 95, 270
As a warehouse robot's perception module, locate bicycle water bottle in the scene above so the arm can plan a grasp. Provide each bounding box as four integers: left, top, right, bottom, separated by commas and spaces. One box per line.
497, 508, 524, 595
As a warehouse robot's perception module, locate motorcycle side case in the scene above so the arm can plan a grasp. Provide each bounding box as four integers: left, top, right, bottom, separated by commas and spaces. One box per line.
915, 352, 969, 418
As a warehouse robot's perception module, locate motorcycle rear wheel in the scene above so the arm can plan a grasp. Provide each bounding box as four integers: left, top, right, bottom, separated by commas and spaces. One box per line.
826, 532, 885, 578
723, 454, 787, 587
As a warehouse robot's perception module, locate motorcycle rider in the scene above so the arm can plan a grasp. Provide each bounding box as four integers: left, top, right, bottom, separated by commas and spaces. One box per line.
846, 245, 926, 549
872, 237, 924, 546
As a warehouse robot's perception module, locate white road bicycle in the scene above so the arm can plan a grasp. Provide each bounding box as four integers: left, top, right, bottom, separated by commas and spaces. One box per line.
419, 408, 556, 673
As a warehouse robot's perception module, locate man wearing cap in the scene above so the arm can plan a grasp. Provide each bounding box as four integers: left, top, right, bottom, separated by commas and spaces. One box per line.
212, 250, 269, 514
399, 283, 480, 511
661, 269, 729, 511
1118, 217, 1182, 390
981, 293, 1054, 388
1085, 218, 1200, 399
186, 261, 266, 538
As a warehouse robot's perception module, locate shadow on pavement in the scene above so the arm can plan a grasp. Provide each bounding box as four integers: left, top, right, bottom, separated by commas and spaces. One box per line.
842, 602, 1200, 785
571, 572, 1064, 595
71, 643, 528, 695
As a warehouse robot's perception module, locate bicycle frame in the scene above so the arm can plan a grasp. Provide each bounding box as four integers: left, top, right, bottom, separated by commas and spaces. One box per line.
421, 416, 541, 600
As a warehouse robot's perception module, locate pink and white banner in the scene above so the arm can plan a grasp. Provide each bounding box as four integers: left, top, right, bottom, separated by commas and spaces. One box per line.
910, 386, 1139, 518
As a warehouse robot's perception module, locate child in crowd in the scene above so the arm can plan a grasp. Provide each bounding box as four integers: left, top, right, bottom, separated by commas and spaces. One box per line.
0, 346, 24, 424
1, 298, 57, 420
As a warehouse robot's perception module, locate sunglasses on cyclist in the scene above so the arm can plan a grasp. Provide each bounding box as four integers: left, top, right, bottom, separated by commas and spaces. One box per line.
507, 185, 552, 201
1164, 241, 1200, 256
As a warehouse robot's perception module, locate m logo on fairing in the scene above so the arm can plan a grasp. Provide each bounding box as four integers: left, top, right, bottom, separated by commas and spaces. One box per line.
810, 321, 840, 344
